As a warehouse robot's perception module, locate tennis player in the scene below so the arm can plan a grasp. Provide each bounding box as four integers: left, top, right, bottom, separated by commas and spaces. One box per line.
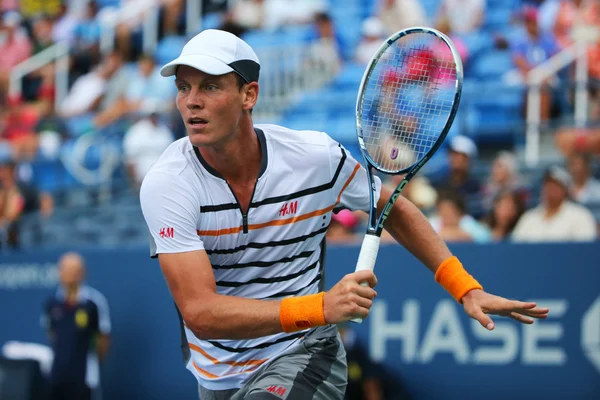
140, 29, 549, 400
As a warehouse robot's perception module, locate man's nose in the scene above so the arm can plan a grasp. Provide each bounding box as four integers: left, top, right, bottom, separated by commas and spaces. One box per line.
186, 87, 204, 109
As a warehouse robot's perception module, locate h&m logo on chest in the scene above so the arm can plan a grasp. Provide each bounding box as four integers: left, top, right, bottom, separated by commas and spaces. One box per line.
279, 201, 298, 217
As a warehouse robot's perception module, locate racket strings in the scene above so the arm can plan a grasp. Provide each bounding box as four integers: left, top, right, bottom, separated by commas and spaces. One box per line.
360, 32, 458, 173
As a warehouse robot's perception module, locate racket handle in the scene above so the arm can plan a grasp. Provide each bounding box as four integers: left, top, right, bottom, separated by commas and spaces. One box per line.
351, 234, 381, 324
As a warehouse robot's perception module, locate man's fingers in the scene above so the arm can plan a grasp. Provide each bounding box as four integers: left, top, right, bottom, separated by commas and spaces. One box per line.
509, 312, 534, 324
353, 293, 373, 309
355, 284, 377, 300
505, 300, 537, 310
471, 308, 495, 331
353, 270, 378, 288
521, 307, 549, 318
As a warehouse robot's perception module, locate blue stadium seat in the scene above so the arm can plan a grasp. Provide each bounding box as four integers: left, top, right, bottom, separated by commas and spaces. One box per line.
155, 35, 187, 67
469, 50, 514, 80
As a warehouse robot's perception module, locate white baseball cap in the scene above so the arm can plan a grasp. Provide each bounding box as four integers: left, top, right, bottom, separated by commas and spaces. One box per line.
449, 135, 478, 158
160, 29, 260, 83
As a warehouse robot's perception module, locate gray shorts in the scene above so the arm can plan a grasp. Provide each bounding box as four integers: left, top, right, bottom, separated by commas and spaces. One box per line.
198, 330, 347, 400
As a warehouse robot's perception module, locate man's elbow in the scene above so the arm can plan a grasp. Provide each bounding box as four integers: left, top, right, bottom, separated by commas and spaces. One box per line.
181, 302, 219, 340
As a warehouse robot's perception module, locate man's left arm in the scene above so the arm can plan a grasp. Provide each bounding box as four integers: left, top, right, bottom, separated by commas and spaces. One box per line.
378, 185, 549, 329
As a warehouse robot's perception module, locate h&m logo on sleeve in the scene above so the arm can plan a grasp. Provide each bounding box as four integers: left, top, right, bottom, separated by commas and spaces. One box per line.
159, 227, 174, 238
279, 201, 298, 217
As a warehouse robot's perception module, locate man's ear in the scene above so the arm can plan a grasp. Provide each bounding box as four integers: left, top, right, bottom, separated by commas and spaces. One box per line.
243, 82, 259, 111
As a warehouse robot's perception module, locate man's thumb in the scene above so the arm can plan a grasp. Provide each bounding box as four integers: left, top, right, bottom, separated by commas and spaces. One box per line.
473, 309, 494, 331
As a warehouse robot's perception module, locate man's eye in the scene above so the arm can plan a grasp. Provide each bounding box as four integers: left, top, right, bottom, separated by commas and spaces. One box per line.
206, 84, 218, 91
177, 86, 188, 92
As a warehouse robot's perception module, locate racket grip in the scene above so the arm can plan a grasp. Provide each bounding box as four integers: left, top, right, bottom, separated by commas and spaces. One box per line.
351, 234, 381, 324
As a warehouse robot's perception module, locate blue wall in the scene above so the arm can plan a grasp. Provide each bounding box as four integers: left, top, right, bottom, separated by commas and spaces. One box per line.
1, 243, 599, 399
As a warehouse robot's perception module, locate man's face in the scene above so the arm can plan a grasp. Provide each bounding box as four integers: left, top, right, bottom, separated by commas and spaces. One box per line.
58, 256, 84, 291
542, 179, 568, 208
175, 66, 255, 148
448, 150, 470, 173
568, 156, 589, 183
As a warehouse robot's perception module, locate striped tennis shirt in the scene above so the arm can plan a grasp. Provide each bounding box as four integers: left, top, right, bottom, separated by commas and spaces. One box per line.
139, 124, 381, 390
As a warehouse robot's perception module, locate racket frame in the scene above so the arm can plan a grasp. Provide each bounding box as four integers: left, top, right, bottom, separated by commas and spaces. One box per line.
355, 26, 464, 236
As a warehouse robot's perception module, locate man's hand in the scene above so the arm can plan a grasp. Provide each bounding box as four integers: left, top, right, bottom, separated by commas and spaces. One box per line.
462, 289, 549, 330
324, 270, 378, 324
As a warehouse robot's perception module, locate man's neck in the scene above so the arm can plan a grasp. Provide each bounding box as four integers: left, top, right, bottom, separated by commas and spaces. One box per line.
199, 121, 262, 185
544, 201, 564, 219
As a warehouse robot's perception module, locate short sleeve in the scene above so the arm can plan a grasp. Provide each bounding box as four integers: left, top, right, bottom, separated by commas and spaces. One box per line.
140, 171, 205, 256
326, 136, 381, 212
88, 288, 112, 335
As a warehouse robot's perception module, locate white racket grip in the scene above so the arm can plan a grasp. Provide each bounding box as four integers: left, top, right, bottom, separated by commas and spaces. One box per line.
351, 234, 381, 324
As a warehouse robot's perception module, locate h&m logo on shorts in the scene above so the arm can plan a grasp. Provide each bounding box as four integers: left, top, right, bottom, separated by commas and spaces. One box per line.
279, 201, 298, 217
159, 227, 174, 238
266, 385, 287, 397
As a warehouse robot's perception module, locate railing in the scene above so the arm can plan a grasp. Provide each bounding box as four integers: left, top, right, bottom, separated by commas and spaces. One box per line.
253, 44, 340, 119
9, 42, 70, 113
525, 37, 595, 166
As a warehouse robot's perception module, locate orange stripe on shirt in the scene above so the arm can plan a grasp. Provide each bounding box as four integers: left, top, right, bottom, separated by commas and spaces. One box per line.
192, 360, 259, 379
336, 162, 361, 204
196, 162, 361, 237
189, 343, 267, 367
197, 204, 335, 236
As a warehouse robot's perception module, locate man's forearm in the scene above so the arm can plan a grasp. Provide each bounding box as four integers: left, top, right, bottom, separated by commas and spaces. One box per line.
184, 294, 284, 340
381, 189, 452, 273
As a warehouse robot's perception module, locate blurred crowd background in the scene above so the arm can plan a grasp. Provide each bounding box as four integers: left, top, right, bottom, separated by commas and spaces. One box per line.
2, 0, 600, 250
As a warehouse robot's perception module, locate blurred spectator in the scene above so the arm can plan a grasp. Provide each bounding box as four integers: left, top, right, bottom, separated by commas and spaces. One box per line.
0, 146, 53, 248
386, 174, 437, 212
51, 3, 79, 44
434, 18, 470, 73
512, 166, 597, 242
429, 190, 492, 243
568, 153, 600, 205
262, 0, 327, 31
485, 190, 526, 242
508, 6, 559, 121
555, 127, 600, 156
71, 1, 102, 78
31, 15, 55, 54
58, 52, 123, 120
432, 135, 481, 199
0, 11, 32, 101
339, 324, 384, 400
226, 0, 265, 32
435, 0, 485, 35
307, 12, 342, 76
354, 17, 386, 66
482, 151, 527, 212
19, 0, 62, 19
376, 0, 428, 35
123, 103, 174, 190
94, 53, 175, 128
42, 252, 111, 400
553, 0, 600, 50
326, 209, 360, 244
1, 95, 39, 161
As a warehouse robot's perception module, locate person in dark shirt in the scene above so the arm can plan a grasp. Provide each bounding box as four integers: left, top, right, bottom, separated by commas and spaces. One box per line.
42, 252, 111, 400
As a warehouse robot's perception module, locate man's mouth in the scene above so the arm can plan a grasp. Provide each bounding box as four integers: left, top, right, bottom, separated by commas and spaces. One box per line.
188, 117, 207, 126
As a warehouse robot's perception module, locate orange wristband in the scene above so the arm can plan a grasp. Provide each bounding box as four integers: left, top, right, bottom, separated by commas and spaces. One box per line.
434, 256, 482, 303
280, 292, 326, 333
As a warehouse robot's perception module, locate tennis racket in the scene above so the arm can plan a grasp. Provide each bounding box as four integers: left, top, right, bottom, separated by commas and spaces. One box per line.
352, 27, 463, 323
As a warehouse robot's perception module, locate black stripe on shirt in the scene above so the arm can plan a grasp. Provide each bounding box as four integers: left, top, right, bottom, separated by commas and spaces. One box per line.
206, 226, 328, 255
212, 251, 314, 270
200, 203, 239, 213
249, 146, 348, 208
198, 145, 348, 213
207, 332, 305, 353
216, 260, 319, 287
261, 273, 322, 299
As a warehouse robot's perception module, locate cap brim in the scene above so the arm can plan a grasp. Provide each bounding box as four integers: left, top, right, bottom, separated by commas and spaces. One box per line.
160, 54, 234, 77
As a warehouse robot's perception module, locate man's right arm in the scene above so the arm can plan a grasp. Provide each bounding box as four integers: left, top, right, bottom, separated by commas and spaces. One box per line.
159, 250, 377, 340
